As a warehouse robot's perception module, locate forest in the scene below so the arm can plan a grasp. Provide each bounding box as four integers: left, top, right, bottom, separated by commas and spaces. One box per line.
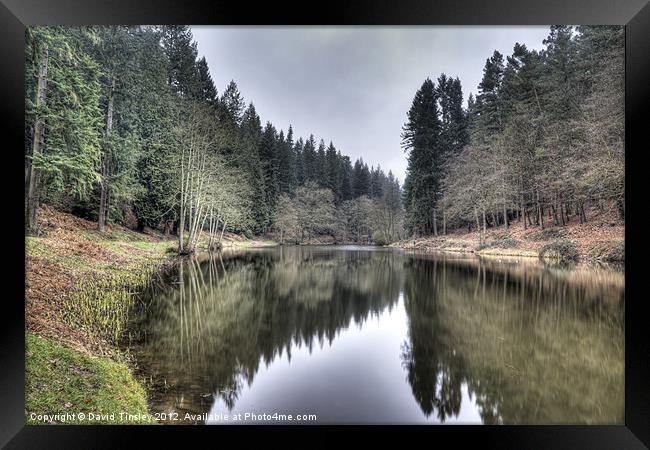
402, 25, 624, 242
25, 25, 624, 251
24, 25, 403, 253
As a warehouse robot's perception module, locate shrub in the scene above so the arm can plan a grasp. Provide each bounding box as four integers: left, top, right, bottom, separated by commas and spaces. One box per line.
373, 235, 390, 246
538, 239, 579, 262
589, 240, 624, 262
492, 231, 512, 240
526, 227, 565, 241
477, 238, 520, 251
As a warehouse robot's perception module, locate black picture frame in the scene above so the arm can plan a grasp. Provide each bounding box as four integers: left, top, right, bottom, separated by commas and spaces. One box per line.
2, 0, 648, 447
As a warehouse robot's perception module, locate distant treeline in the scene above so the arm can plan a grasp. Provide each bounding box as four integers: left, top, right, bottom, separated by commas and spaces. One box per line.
25, 26, 622, 248
24, 25, 402, 251
402, 25, 624, 240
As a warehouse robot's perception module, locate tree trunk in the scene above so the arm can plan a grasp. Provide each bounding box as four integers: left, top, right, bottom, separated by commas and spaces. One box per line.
178, 210, 185, 254
552, 197, 559, 226
503, 200, 509, 230
432, 209, 437, 237
442, 209, 446, 235
482, 208, 487, 241
218, 219, 227, 245
617, 198, 624, 220
26, 44, 49, 234
536, 189, 544, 229
207, 210, 215, 251
474, 207, 482, 244
99, 78, 115, 232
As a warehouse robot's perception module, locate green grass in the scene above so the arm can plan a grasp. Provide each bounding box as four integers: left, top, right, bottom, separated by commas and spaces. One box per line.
27, 232, 171, 344
25, 237, 94, 271
64, 266, 159, 344
26, 333, 155, 425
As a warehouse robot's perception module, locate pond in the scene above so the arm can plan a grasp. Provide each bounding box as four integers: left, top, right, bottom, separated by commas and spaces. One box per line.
127, 246, 624, 424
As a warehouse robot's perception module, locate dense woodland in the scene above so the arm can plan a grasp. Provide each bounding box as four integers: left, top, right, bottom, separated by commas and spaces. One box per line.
402, 25, 624, 241
24, 25, 403, 252
24, 25, 623, 251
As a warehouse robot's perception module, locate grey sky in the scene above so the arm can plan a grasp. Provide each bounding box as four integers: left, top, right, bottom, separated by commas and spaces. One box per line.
191, 26, 551, 183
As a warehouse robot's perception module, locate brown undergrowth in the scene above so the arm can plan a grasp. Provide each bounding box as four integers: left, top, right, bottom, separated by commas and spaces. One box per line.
26, 205, 176, 356
393, 206, 624, 263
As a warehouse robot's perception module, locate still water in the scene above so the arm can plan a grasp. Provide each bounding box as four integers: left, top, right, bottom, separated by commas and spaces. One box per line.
128, 246, 624, 424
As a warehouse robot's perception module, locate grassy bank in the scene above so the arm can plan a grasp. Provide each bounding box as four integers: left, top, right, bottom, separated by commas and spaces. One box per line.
26, 332, 155, 424
392, 207, 624, 264
25, 205, 274, 424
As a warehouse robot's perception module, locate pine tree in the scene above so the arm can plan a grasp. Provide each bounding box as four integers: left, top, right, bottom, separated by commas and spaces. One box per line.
325, 141, 339, 200
402, 78, 442, 236
259, 122, 280, 229
277, 125, 297, 194
219, 80, 246, 127
240, 103, 267, 233
294, 137, 305, 186
473, 51, 505, 141
369, 165, 384, 198
25, 26, 103, 233
129, 26, 180, 231
338, 154, 353, 202
316, 139, 328, 187
541, 26, 581, 121
302, 135, 317, 183
160, 25, 200, 98
352, 158, 371, 198
196, 56, 218, 106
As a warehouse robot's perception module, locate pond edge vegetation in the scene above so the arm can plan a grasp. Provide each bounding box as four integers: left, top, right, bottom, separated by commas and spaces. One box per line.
25, 207, 275, 424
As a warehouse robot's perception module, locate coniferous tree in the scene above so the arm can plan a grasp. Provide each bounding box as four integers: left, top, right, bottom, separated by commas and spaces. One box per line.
473, 51, 505, 142
161, 26, 200, 98
219, 80, 246, 127
259, 122, 280, 230
338, 155, 353, 202
277, 125, 297, 194
316, 139, 328, 187
325, 142, 340, 200
369, 165, 384, 198
302, 135, 317, 183
240, 103, 267, 233
196, 56, 218, 107
294, 137, 305, 186
352, 158, 371, 198
25, 26, 103, 233
402, 78, 442, 236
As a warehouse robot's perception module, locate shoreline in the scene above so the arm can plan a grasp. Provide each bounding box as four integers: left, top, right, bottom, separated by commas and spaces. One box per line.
25, 206, 623, 424
25, 205, 274, 424
389, 209, 624, 265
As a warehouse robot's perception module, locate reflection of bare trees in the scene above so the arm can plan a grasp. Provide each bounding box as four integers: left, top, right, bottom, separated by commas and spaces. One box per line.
130, 248, 623, 423
400, 254, 624, 424
131, 247, 403, 417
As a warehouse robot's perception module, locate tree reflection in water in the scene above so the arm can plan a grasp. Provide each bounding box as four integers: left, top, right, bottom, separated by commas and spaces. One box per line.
128, 247, 623, 424
400, 254, 623, 424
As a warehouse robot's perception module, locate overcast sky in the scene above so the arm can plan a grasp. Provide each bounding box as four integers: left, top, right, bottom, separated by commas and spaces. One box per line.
191, 26, 551, 183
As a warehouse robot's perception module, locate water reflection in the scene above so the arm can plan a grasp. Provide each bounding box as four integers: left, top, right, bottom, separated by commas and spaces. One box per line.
128, 247, 624, 424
